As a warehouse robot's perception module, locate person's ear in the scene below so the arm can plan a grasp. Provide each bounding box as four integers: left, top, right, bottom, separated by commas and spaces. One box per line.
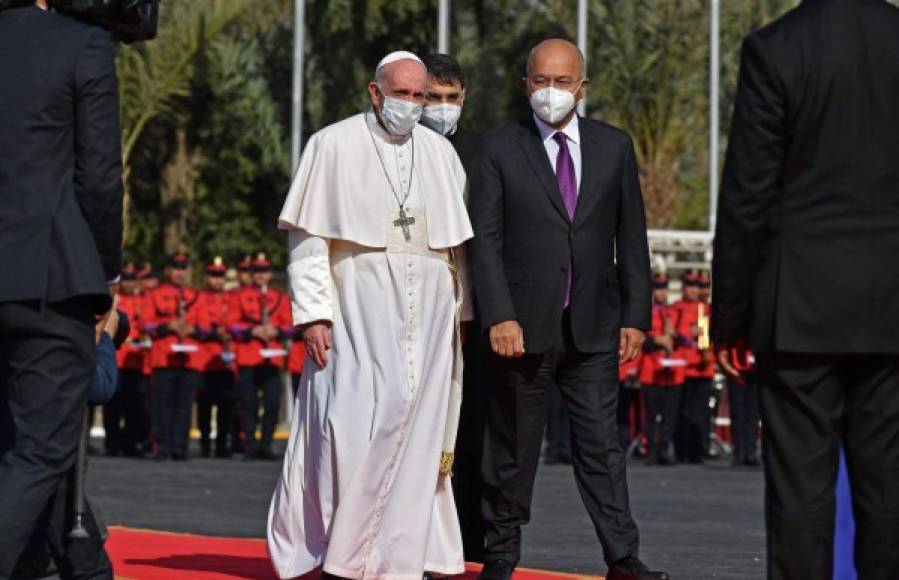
459, 89, 466, 108
576, 78, 590, 101
368, 82, 381, 108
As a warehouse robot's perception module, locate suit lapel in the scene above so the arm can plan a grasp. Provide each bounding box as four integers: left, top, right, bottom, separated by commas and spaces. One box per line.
574, 119, 603, 227
517, 118, 570, 222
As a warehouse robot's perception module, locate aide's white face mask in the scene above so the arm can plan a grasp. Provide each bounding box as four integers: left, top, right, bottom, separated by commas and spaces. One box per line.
421, 103, 463, 136
529, 86, 580, 125
378, 92, 423, 136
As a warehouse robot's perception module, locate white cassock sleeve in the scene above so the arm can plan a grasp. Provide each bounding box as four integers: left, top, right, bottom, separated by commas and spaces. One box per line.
455, 243, 475, 323
287, 229, 333, 326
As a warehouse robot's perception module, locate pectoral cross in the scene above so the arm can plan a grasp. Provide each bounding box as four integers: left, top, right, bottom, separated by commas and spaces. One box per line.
393, 207, 416, 242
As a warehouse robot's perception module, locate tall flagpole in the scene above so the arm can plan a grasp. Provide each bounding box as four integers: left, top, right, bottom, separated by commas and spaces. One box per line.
437, 0, 450, 54
286, 0, 306, 424
576, 0, 588, 117
291, 0, 305, 173
709, 0, 720, 232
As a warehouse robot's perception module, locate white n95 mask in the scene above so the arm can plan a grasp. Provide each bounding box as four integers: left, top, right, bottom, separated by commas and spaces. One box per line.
379, 94, 423, 136
421, 103, 462, 136
530, 86, 579, 125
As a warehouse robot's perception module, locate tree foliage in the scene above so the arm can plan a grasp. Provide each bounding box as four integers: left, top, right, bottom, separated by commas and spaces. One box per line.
119, 0, 797, 269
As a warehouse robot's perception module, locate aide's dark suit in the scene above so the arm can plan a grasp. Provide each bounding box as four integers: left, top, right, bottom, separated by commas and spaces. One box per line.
711, 0, 899, 577
0, 5, 123, 575
469, 115, 651, 565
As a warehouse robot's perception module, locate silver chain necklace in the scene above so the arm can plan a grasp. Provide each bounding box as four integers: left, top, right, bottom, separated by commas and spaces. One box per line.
366, 114, 417, 242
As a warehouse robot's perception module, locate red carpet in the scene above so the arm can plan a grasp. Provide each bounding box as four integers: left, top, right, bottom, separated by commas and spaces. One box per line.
106, 527, 601, 580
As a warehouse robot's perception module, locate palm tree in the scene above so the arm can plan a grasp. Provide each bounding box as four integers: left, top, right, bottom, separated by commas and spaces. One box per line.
116, 0, 259, 247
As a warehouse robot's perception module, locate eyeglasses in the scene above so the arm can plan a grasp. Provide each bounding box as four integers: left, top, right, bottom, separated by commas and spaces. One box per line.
526, 76, 584, 90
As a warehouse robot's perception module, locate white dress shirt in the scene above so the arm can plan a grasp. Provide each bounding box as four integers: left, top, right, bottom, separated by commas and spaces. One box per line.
534, 113, 583, 191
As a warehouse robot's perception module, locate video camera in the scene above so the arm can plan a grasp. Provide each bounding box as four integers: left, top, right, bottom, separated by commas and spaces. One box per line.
50, 0, 159, 43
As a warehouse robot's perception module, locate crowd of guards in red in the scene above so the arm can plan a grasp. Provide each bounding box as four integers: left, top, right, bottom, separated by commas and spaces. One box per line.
106, 252, 306, 461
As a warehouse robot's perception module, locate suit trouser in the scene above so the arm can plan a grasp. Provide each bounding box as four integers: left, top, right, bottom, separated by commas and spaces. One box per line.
197, 370, 236, 453
676, 377, 712, 462
13, 468, 112, 580
0, 298, 95, 576
644, 385, 682, 457
237, 365, 281, 452
544, 382, 571, 460
454, 331, 490, 562
757, 353, 899, 580
481, 315, 639, 566
727, 372, 759, 463
151, 368, 199, 457
102, 369, 146, 454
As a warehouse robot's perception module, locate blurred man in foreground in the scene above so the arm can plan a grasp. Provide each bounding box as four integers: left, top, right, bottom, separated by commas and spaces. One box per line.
712, 0, 899, 577
0, 0, 123, 572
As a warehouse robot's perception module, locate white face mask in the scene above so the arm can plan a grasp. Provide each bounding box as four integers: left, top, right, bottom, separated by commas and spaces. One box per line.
421, 103, 463, 136
378, 93, 423, 136
529, 86, 580, 125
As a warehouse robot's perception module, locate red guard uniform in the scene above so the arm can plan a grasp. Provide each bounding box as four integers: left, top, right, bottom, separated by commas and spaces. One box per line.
143, 284, 205, 372
228, 254, 293, 458
141, 252, 207, 460
669, 270, 715, 463
640, 291, 686, 465
229, 284, 292, 368
195, 259, 237, 458
103, 264, 150, 457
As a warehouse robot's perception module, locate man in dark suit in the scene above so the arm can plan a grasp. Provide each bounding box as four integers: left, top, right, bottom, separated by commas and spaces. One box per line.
421, 52, 489, 563
0, 0, 123, 574
469, 39, 666, 580
712, 1, 899, 577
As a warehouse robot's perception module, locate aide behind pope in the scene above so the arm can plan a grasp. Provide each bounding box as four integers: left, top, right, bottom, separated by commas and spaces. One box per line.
469, 39, 666, 580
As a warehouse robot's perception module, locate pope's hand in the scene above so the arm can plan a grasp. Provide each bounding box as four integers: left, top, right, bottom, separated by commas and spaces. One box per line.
303, 321, 332, 368
619, 328, 645, 362
490, 320, 525, 358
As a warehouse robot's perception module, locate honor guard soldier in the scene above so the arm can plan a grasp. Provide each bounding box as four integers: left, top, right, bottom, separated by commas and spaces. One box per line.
236, 254, 253, 288
228, 253, 291, 460
142, 252, 207, 460
639, 274, 686, 465
195, 257, 237, 458
104, 263, 149, 457
228, 253, 254, 454
138, 261, 160, 292
671, 270, 715, 463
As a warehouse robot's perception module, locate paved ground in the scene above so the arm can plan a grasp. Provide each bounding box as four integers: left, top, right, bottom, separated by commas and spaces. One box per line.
88, 443, 765, 579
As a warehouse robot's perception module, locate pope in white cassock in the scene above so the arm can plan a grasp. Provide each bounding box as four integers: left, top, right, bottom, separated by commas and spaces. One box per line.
267, 51, 474, 580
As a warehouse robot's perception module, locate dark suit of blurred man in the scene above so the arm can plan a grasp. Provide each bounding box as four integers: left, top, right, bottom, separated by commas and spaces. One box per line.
712, 1, 899, 578
0, 2, 123, 575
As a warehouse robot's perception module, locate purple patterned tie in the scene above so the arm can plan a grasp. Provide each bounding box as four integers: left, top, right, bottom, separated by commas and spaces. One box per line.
553, 132, 577, 307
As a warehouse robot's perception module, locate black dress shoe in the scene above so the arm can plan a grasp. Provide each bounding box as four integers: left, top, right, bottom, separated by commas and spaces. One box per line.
478, 559, 516, 580
607, 556, 669, 580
